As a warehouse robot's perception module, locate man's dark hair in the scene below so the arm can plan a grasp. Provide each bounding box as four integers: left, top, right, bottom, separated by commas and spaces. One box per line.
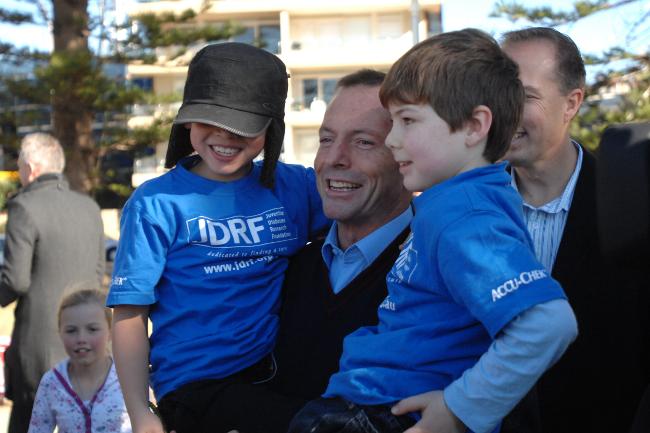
380, 28, 524, 163
501, 27, 586, 94
337, 69, 386, 89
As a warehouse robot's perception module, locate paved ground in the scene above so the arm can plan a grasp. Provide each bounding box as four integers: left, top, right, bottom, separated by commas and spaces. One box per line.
0, 400, 10, 432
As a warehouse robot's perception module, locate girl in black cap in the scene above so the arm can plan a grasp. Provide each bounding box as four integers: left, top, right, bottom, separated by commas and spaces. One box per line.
107, 43, 329, 433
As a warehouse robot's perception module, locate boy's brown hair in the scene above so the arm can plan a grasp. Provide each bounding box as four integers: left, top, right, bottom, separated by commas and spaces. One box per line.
380, 28, 524, 162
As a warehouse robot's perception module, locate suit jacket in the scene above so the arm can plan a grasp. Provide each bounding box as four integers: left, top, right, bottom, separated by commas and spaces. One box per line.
0, 174, 105, 403
504, 150, 649, 433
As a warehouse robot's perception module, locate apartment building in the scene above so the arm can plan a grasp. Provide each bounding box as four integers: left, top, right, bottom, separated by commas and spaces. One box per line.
127, 0, 442, 184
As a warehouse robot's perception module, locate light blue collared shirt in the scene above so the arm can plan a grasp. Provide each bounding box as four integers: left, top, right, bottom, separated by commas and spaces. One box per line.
511, 142, 583, 271
321, 206, 413, 294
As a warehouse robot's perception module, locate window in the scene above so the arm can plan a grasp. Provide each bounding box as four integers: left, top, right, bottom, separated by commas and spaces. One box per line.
131, 77, 153, 92
232, 27, 255, 45
293, 128, 320, 167
427, 11, 442, 37
292, 16, 372, 51
303, 79, 318, 107
207, 23, 281, 54
299, 77, 340, 110
260, 25, 281, 54
377, 13, 404, 40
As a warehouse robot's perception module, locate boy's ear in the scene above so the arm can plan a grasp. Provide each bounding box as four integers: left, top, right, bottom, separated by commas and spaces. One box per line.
465, 105, 492, 148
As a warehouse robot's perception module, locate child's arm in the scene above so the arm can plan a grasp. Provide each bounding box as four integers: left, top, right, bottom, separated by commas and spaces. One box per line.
113, 305, 165, 433
392, 299, 577, 433
27, 374, 56, 433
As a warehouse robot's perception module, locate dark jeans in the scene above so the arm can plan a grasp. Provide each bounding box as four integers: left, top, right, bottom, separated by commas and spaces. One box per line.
287, 397, 416, 433
156, 354, 298, 433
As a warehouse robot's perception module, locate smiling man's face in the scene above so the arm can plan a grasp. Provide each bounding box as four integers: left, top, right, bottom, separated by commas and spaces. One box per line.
314, 84, 407, 242
502, 39, 574, 167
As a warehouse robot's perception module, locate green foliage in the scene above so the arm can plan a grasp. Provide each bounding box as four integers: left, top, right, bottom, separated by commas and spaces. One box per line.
491, 0, 638, 26
0, 7, 34, 25
0, 173, 19, 211
0, 1, 243, 193
117, 14, 244, 63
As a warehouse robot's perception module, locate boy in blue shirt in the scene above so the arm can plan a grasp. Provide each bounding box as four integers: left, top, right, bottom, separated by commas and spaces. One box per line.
107, 43, 328, 433
287, 28, 577, 433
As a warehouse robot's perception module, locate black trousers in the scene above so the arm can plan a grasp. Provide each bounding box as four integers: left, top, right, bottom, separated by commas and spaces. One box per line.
156, 355, 303, 433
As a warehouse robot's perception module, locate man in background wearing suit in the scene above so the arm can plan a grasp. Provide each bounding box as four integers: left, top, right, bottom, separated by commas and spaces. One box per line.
501, 27, 649, 433
0, 133, 105, 433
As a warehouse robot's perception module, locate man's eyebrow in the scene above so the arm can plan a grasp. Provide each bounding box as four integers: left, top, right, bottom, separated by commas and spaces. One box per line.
319, 127, 379, 136
351, 128, 378, 135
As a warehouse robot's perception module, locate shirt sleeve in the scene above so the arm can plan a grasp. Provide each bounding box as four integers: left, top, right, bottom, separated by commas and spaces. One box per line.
27, 372, 57, 433
107, 199, 169, 307
443, 299, 578, 433
437, 211, 567, 337
0, 200, 37, 306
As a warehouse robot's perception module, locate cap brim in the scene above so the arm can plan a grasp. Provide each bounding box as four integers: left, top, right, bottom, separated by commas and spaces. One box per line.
174, 104, 271, 138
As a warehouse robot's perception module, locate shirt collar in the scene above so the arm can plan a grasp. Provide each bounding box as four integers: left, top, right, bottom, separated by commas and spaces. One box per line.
322, 205, 413, 269
511, 141, 583, 212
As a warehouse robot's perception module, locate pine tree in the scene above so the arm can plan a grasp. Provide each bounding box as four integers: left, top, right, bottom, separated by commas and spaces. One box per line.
0, 0, 242, 196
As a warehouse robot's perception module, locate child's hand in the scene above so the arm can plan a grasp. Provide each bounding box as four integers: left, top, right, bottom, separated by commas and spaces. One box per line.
132, 410, 166, 433
391, 391, 466, 433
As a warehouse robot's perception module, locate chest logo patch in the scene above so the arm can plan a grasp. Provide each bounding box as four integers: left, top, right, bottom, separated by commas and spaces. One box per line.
186, 207, 296, 248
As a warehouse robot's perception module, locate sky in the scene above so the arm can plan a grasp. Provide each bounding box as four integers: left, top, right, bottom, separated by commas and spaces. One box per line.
442, 0, 649, 56
2, 0, 649, 80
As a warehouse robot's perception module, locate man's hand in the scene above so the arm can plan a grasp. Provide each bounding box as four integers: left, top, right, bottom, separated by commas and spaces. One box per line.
391, 391, 466, 433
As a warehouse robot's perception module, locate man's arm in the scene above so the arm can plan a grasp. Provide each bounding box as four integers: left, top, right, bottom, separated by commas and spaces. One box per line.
0, 200, 36, 306
393, 299, 578, 433
113, 305, 164, 433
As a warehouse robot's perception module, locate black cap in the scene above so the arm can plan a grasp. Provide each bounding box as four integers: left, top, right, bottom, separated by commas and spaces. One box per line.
165, 42, 288, 188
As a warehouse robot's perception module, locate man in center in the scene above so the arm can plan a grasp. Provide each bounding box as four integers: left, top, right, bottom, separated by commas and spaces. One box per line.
219, 69, 413, 433
272, 69, 413, 400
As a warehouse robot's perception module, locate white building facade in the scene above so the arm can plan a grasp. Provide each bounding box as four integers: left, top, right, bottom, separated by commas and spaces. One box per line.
127, 0, 442, 185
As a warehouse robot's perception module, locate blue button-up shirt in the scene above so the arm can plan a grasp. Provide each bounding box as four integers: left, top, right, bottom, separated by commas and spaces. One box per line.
322, 206, 413, 294
511, 142, 583, 271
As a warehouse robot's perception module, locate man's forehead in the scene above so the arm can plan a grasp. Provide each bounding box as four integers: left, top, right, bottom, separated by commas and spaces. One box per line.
319, 124, 382, 136
321, 86, 390, 133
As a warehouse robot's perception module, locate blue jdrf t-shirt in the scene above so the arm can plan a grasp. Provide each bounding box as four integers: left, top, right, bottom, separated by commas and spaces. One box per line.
107, 156, 328, 399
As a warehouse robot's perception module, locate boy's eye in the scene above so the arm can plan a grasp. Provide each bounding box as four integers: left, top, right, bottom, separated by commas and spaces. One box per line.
403, 117, 414, 125
319, 137, 333, 146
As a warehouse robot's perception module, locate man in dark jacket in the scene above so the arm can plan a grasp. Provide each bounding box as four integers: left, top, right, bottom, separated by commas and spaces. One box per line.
501, 27, 649, 433
271, 69, 413, 402
0, 133, 105, 433
217, 69, 413, 433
